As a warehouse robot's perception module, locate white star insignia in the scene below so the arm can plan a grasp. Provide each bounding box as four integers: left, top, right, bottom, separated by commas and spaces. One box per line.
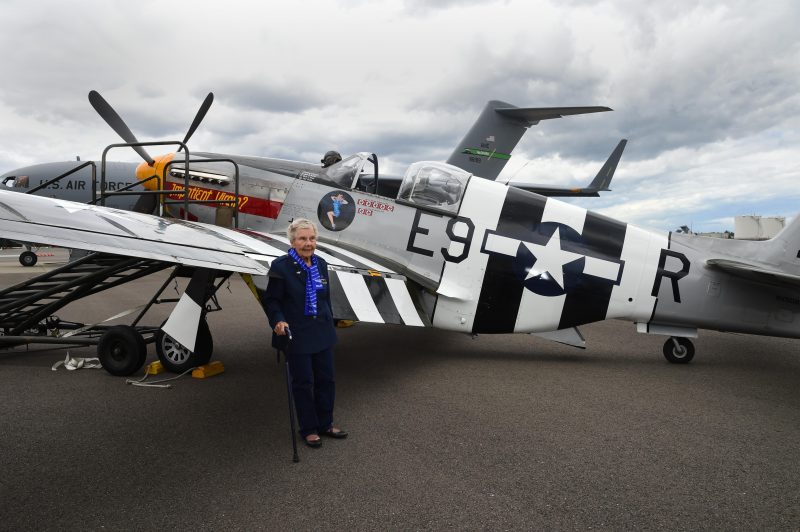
521, 228, 583, 289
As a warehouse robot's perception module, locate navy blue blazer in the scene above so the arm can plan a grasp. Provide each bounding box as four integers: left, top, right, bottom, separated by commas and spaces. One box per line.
263, 254, 337, 354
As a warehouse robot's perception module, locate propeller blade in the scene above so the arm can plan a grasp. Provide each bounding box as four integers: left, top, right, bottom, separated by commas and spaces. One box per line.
178, 92, 214, 152
132, 193, 158, 214
88, 90, 154, 165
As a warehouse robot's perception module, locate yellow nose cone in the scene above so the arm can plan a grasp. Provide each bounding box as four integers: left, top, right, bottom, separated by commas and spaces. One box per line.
136, 153, 175, 190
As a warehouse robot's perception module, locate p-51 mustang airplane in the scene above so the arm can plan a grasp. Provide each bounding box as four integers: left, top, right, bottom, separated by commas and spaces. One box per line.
0, 98, 623, 266
1, 91, 797, 376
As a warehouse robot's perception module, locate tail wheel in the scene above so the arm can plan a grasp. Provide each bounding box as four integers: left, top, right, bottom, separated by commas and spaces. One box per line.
663, 337, 695, 364
155, 319, 213, 373
19, 251, 37, 267
98, 325, 147, 376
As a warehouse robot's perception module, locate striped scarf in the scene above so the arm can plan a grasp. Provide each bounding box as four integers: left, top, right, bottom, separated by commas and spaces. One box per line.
288, 248, 324, 316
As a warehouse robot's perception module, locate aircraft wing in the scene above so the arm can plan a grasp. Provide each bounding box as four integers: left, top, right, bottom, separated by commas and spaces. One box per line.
0, 190, 270, 274
237, 230, 428, 327
0, 190, 428, 345
507, 139, 627, 197
706, 258, 800, 286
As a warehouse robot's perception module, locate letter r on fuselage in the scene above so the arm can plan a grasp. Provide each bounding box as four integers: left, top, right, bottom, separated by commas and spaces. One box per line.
651, 249, 690, 303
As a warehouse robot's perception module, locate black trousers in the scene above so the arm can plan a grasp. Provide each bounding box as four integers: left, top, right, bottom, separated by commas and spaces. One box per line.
287, 347, 335, 437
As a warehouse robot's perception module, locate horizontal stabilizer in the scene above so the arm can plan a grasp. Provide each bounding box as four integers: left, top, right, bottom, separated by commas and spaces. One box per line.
495, 106, 612, 125
706, 258, 800, 286
703, 215, 800, 288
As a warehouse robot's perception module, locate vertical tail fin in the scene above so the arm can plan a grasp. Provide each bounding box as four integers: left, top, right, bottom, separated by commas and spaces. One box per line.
765, 215, 800, 271
446, 101, 612, 180
508, 138, 626, 197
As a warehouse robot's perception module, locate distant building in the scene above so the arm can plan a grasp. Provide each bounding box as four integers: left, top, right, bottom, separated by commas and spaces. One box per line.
734, 215, 785, 240
696, 231, 734, 239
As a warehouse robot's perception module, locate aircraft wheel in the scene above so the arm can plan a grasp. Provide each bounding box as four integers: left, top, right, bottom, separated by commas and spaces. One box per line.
19, 251, 37, 267
155, 319, 213, 373
98, 325, 147, 376
663, 337, 694, 364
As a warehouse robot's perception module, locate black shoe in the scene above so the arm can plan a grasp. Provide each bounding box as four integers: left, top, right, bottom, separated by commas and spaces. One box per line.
304, 434, 322, 448
320, 428, 348, 439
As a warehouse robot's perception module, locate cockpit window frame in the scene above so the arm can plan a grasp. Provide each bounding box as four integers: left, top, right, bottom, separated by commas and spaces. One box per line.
396, 162, 471, 214
321, 153, 369, 189
2, 175, 29, 188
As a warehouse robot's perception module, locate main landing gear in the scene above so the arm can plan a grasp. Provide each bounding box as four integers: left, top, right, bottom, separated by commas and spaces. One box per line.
18, 250, 37, 267
663, 336, 694, 364
0, 252, 226, 377
96, 321, 214, 377
155, 319, 213, 373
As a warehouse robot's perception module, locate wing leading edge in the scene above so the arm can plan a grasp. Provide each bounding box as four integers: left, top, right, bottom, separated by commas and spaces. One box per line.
0, 190, 270, 274
508, 139, 627, 197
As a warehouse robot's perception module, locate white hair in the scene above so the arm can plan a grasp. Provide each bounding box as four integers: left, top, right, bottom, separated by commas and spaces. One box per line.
287, 218, 318, 243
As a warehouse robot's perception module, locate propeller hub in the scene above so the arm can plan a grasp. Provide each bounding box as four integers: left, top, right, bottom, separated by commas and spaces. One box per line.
136, 153, 175, 191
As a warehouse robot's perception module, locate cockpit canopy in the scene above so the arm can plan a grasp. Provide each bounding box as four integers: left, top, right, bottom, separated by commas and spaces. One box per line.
322, 152, 375, 189
2, 175, 28, 188
397, 162, 471, 213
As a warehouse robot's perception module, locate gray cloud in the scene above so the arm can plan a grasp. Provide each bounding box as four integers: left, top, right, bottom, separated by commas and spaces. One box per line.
217, 80, 329, 113
0, 0, 797, 232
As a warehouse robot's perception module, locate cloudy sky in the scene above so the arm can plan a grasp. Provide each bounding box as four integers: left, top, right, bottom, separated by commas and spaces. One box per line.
0, 0, 797, 232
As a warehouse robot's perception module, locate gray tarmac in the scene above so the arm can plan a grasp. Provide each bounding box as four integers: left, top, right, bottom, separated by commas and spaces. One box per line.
1, 256, 799, 530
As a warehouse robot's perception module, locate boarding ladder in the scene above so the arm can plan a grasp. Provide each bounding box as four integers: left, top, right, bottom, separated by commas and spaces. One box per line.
0, 252, 170, 336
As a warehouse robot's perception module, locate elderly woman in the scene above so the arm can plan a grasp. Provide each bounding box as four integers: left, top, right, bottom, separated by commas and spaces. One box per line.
263, 218, 348, 448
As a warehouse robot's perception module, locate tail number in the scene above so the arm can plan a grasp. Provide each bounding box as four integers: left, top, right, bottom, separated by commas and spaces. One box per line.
406, 210, 475, 264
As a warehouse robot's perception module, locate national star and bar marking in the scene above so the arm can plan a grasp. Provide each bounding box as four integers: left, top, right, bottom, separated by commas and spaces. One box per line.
482, 226, 623, 295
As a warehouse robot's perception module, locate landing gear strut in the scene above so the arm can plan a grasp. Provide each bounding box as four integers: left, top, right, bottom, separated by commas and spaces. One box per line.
663, 336, 694, 364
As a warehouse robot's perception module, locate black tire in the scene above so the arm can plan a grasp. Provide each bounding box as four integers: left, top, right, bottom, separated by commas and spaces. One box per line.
155, 319, 213, 373
663, 337, 695, 364
98, 325, 147, 376
19, 251, 37, 267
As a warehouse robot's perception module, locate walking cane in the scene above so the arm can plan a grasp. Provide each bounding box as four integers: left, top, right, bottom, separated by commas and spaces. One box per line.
282, 325, 300, 463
